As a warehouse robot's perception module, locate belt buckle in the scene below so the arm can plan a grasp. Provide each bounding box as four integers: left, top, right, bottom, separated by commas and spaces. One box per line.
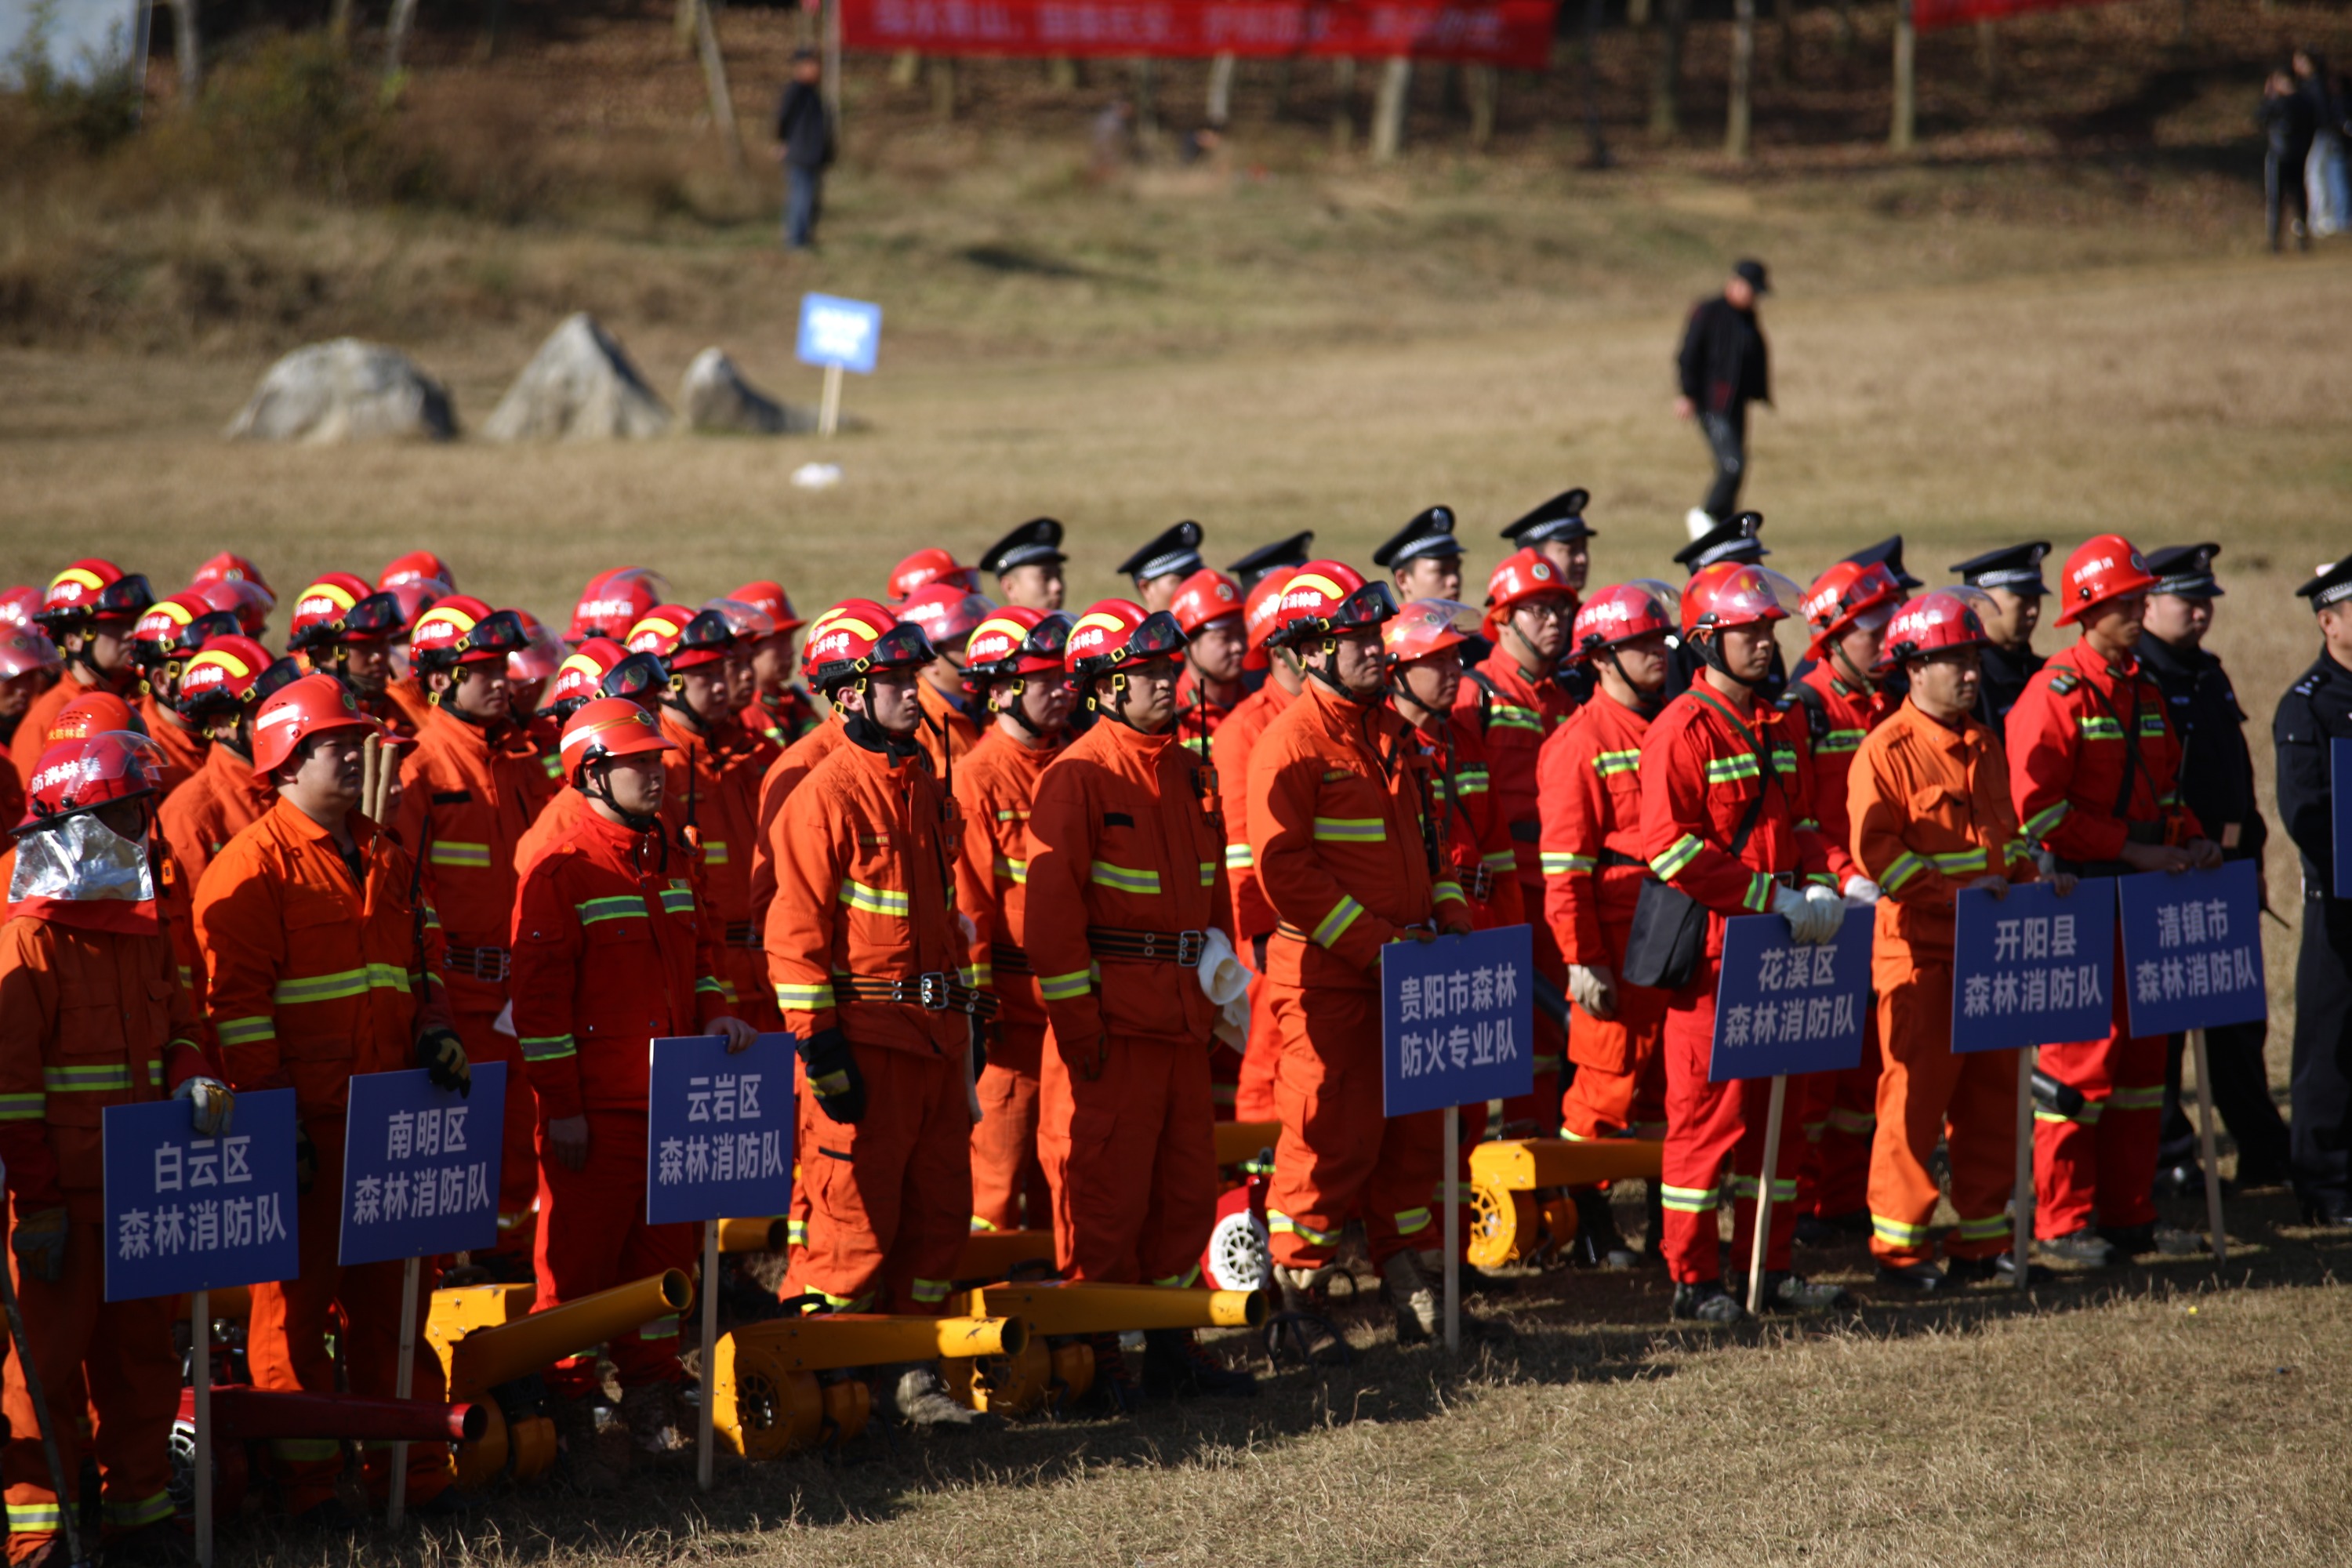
1468, 865, 1492, 902
1176, 930, 1205, 967
917, 972, 949, 1011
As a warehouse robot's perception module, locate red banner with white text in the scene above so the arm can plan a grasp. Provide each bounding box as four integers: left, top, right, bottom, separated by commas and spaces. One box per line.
1913, 0, 2122, 32
840, 0, 1562, 68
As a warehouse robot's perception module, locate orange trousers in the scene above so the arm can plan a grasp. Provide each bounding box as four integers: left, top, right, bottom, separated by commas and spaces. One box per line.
1039, 1031, 1218, 1285
247, 1119, 451, 1513
1868, 959, 2019, 1267
449, 993, 539, 1254
970, 1021, 1051, 1232
786, 1045, 971, 1315
1264, 984, 1441, 1272
2, 1208, 176, 1560
1798, 1013, 1881, 1220
532, 1110, 695, 1399
2035, 945, 2163, 1237
717, 942, 784, 1032
1560, 970, 1669, 1142
1233, 964, 1279, 1123
1658, 956, 1806, 1287
1498, 923, 1568, 1135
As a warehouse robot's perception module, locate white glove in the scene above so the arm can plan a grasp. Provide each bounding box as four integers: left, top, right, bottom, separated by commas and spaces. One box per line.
174, 1076, 235, 1138
1567, 964, 1618, 1021
1772, 884, 1813, 942
1842, 877, 1881, 908
1801, 884, 1846, 946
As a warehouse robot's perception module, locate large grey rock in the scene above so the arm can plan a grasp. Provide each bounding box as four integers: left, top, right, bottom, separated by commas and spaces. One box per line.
225, 339, 456, 443
482, 314, 670, 442
677, 348, 818, 435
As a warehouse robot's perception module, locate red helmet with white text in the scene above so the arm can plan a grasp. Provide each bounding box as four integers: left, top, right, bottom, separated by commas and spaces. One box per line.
2054, 533, 2159, 626
1268, 561, 1397, 649
1571, 580, 1679, 663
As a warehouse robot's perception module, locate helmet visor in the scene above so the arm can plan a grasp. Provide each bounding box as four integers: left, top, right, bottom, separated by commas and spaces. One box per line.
601, 649, 670, 699
869, 620, 938, 670
1122, 611, 1187, 664
458, 609, 532, 662
1328, 580, 1400, 634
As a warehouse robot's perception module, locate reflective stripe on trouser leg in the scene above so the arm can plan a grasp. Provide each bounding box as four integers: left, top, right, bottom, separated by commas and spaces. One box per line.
786, 1047, 972, 1319
1661, 958, 1744, 1287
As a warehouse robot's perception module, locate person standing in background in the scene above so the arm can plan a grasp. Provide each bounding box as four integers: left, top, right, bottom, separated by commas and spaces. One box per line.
2260, 63, 2318, 253
1675, 260, 1772, 539
775, 50, 834, 252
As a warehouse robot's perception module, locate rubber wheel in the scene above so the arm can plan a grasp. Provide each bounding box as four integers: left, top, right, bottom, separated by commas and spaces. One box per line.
1468, 1181, 1537, 1269
1203, 1208, 1271, 1293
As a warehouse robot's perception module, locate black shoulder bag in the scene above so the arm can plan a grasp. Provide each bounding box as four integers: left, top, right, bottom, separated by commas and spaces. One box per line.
1621, 689, 1776, 990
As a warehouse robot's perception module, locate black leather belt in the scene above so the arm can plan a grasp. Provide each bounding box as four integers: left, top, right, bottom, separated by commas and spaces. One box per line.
989, 942, 1032, 977
833, 973, 1000, 1019
1086, 926, 1207, 967
724, 922, 760, 949
443, 945, 510, 982
1598, 848, 1644, 869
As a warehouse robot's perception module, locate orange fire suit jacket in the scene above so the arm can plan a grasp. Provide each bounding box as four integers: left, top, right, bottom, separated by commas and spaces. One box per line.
0, 912, 208, 1218
1849, 699, 2038, 963
914, 678, 982, 782
1454, 648, 1583, 907
394, 708, 557, 1004
141, 695, 209, 799
1210, 681, 1294, 944
656, 706, 768, 953
950, 726, 1061, 1025
195, 800, 452, 1123
768, 736, 971, 1057
1399, 706, 1523, 931
1788, 664, 1895, 891
13, 673, 124, 787
158, 742, 276, 892
2006, 640, 2202, 869
510, 807, 729, 1120
743, 686, 822, 752
352, 685, 423, 745
1025, 719, 1232, 1047
1638, 685, 1831, 956
385, 677, 436, 735
1248, 681, 1465, 993
1538, 688, 1654, 969
750, 713, 849, 935
1173, 668, 1237, 757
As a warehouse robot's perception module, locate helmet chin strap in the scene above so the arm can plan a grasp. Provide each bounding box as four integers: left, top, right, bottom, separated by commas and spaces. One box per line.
997, 677, 1048, 739
1305, 638, 1377, 704
1604, 650, 1666, 717
585, 760, 661, 833
1695, 630, 1772, 691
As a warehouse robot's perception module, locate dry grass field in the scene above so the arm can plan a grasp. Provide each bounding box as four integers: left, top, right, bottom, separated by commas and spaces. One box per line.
7, 5, 2352, 1561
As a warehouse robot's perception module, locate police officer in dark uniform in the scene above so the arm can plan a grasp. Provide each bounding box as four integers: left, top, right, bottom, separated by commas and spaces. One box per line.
1226, 532, 1315, 590
1664, 511, 1780, 701
1842, 535, 1923, 590
2274, 556, 2352, 1229
980, 517, 1069, 612
1373, 505, 1467, 604
1951, 542, 2049, 725
1116, 520, 1206, 613
2140, 544, 2290, 1192
1501, 488, 1596, 597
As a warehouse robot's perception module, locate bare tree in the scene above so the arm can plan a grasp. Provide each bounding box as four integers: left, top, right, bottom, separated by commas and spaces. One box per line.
1650, 0, 1690, 138
173, 0, 202, 97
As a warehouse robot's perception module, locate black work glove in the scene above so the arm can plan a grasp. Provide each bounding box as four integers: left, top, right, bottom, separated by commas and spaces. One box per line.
294, 1126, 318, 1195
416, 1025, 472, 1097
798, 1028, 866, 1125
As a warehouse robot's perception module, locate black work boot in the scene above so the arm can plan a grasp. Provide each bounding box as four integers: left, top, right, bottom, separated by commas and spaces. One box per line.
1567, 1187, 1638, 1270
1142, 1328, 1258, 1399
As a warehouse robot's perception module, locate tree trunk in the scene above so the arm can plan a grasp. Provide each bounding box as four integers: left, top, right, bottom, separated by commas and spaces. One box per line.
1331, 57, 1356, 153
1581, 0, 1611, 165
890, 49, 921, 86
1628, 0, 1651, 29
1726, 0, 1754, 158
1207, 53, 1236, 123
1649, 0, 1689, 139
1771, 0, 1792, 85
1832, 0, 1854, 60
676, 0, 699, 55
1133, 56, 1156, 145
930, 54, 956, 120
1467, 64, 1497, 150
1371, 56, 1410, 161
692, 0, 748, 174
1048, 55, 1078, 90
1975, 19, 1998, 89
327, 0, 354, 49
1889, 0, 1915, 151
1272, 57, 1294, 116
384, 0, 419, 78
173, 0, 201, 99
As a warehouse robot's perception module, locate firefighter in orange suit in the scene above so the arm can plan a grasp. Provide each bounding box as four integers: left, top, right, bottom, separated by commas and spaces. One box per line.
1639, 563, 1849, 1324
765, 608, 988, 1431
624, 605, 777, 1029
750, 601, 878, 938
16, 561, 151, 789
515, 640, 674, 877
1025, 601, 1254, 1400
2007, 534, 2217, 1265
951, 608, 1075, 1234
896, 582, 992, 780
0, 733, 217, 1564
158, 637, 296, 889
1537, 582, 1679, 1269
511, 699, 754, 1474
1849, 592, 2055, 1291
726, 581, 819, 750
285, 572, 426, 743
1214, 569, 1302, 1124
195, 675, 464, 1516
1786, 560, 1905, 1242
1169, 568, 1249, 754
1249, 561, 1480, 1357
1385, 598, 1523, 933
394, 597, 554, 1263
1454, 548, 1583, 1136
127, 595, 234, 797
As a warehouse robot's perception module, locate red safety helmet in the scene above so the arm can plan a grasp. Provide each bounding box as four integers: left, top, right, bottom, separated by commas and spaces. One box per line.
565, 567, 668, 644
379, 550, 456, 593
887, 548, 980, 604
726, 581, 804, 634
1681, 562, 1804, 637
1241, 568, 1294, 673
250, 673, 380, 775
559, 696, 677, 785
1168, 569, 1246, 637
895, 583, 994, 654
1800, 561, 1906, 659
702, 597, 779, 643
1269, 561, 1397, 650
1880, 589, 1996, 669
1381, 598, 1477, 664
187, 575, 275, 637
287, 572, 405, 652
0, 586, 42, 630
2055, 533, 2159, 626
1483, 547, 1577, 620
0, 627, 61, 682
18, 731, 168, 833
626, 604, 738, 673
131, 598, 219, 669
191, 552, 272, 597
410, 596, 531, 677
964, 608, 1074, 682
1570, 580, 1680, 664
36, 560, 152, 630
803, 600, 935, 691
1066, 600, 1186, 683
507, 612, 568, 686
176, 634, 279, 721
549, 638, 666, 720
45, 691, 137, 746
383, 577, 448, 636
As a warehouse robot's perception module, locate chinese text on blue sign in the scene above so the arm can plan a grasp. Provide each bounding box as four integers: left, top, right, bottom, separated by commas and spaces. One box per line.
1709, 913, 1870, 1081
340, 1064, 506, 1267
795, 294, 882, 375
1381, 924, 1534, 1117
2117, 859, 2266, 1036
103, 1087, 299, 1301
1949, 879, 2115, 1053
645, 1035, 797, 1226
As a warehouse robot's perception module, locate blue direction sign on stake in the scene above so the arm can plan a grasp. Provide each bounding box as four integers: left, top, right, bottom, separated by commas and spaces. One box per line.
645, 1034, 797, 1226
2117, 860, 2267, 1036
1381, 924, 1536, 1118
796, 294, 882, 375
1708, 913, 1871, 1082
103, 1088, 299, 1301
1949, 879, 2117, 1054
339, 1064, 506, 1267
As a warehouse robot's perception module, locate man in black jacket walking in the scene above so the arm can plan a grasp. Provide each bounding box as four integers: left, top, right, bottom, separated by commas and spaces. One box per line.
775, 50, 833, 251
1674, 259, 1772, 539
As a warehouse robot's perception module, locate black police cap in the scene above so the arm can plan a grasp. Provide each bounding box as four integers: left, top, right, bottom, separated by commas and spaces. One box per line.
1226, 532, 1315, 588
2297, 557, 2352, 612
1671, 511, 1768, 574
1115, 520, 1204, 583
1842, 535, 1922, 590
2146, 543, 2224, 600
1372, 506, 1462, 570
1949, 541, 2051, 597
979, 517, 1066, 576
1501, 488, 1595, 546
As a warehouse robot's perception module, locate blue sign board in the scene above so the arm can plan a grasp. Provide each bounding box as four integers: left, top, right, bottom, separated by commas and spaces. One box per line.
338, 1064, 506, 1267
645, 1035, 796, 1226
1949, 878, 2116, 1054
1381, 924, 1536, 1117
103, 1088, 299, 1302
2117, 859, 2267, 1036
795, 294, 882, 375
2331, 739, 2352, 895
1708, 913, 1871, 1082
